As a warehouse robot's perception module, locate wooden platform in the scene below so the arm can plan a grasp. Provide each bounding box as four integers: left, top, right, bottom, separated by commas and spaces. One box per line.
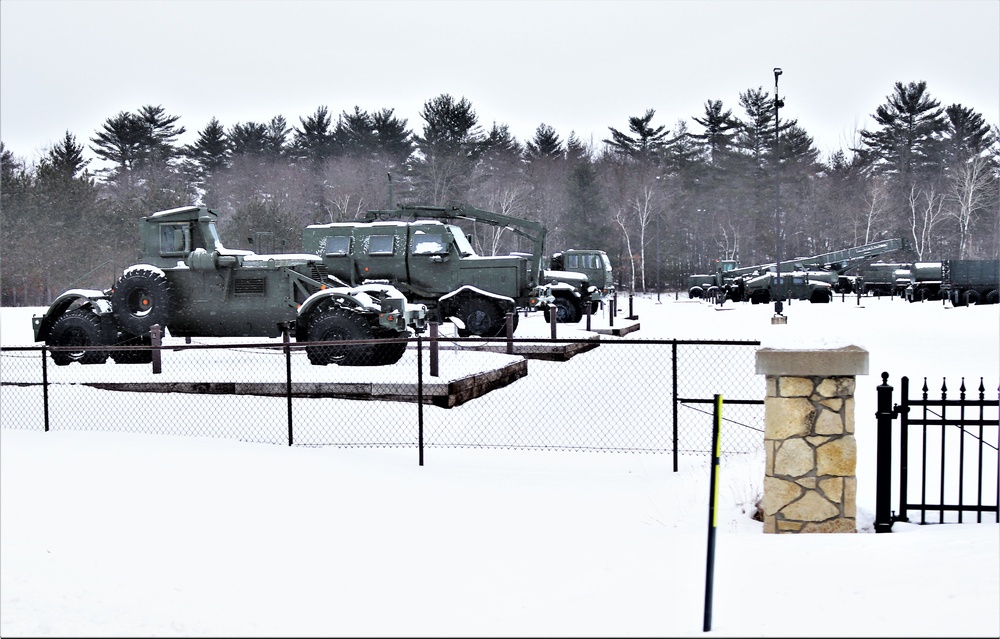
83, 356, 528, 408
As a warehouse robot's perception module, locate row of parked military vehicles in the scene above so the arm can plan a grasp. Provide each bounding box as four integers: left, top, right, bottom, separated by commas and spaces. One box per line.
32, 204, 615, 367
686, 238, 999, 307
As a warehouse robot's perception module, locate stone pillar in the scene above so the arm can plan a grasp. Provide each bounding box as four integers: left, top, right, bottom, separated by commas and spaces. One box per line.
755, 346, 869, 533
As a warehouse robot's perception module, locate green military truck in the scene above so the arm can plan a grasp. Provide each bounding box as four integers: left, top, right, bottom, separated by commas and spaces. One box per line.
303, 204, 611, 337
32, 205, 427, 366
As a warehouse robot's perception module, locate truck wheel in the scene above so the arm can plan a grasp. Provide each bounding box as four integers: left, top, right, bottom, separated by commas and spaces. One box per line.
965, 290, 981, 306
986, 290, 998, 304
111, 269, 172, 335
305, 307, 376, 366
809, 289, 832, 304
48, 309, 109, 366
688, 286, 704, 299
110, 332, 153, 364
455, 297, 504, 337
550, 296, 580, 323
373, 329, 408, 366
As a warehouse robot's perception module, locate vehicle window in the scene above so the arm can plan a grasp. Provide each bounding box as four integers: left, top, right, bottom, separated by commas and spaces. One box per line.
412, 233, 448, 255
325, 236, 351, 256
159, 224, 189, 254
368, 235, 395, 256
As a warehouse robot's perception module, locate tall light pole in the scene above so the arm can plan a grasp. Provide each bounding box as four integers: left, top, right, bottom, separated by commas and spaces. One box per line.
773, 67, 785, 318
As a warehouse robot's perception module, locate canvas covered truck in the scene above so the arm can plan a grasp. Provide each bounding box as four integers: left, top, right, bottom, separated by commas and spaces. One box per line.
32, 205, 428, 367
906, 259, 999, 305
302, 204, 608, 337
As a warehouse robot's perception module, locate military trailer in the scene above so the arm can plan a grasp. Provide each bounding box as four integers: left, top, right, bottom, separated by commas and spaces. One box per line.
906, 259, 1000, 305
32, 206, 427, 366
303, 205, 606, 337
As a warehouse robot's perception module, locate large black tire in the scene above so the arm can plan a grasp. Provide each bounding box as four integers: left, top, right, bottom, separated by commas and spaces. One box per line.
965, 290, 981, 306
455, 297, 505, 337
985, 290, 999, 305
110, 332, 153, 365
111, 268, 172, 335
372, 329, 409, 366
546, 295, 580, 324
47, 309, 109, 366
305, 307, 376, 366
750, 290, 769, 305
809, 289, 832, 304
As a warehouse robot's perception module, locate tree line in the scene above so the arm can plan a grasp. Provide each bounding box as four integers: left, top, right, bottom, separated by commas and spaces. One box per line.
2, 81, 997, 306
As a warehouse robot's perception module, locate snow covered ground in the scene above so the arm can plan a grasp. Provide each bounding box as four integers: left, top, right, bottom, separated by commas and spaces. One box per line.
1, 294, 998, 637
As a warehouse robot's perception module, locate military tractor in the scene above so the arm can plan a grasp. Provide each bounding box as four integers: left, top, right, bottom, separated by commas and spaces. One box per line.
687, 238, 905, 304
32, 206, 428, 366
302, 204, 609, 337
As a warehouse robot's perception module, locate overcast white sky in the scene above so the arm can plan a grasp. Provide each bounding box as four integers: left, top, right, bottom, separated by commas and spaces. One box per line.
2, 0, 998, 166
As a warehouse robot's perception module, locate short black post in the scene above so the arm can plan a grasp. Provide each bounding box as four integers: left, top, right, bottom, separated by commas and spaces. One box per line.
549, 305, 557, 339
585, 302, 592, 331
429, 322, 439, 377
506, 313, 514, 355
874, 372, 895, 533
151, 324, 162, 375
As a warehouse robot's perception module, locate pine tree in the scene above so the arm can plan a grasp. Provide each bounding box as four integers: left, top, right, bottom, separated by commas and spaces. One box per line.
293, 106, 335, 162
411, 94, 486, 204
603, 109, 670, 164
187, 118, 230, 176
525, 124, 563, 162
857, 80, 949, 178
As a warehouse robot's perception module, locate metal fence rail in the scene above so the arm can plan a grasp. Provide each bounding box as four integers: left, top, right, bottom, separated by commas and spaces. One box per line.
1, 336, 764, 461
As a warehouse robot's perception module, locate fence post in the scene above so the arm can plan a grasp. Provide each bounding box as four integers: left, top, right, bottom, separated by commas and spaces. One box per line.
283, 324, 293, 446
417, 335, 424, 466
42, 346, 50, 432
671, 340, 679, 472
874, 372, 896, 532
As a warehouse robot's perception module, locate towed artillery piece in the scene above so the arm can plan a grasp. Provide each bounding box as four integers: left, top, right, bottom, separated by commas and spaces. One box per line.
32, 206, 427, 366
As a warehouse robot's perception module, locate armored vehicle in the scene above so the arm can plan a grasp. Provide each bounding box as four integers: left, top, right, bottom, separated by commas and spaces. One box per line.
303, 204, 606, 337
32, 206, 427, 366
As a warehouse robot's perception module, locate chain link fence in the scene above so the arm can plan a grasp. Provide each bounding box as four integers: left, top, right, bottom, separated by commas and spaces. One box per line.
1, 335, 764, 460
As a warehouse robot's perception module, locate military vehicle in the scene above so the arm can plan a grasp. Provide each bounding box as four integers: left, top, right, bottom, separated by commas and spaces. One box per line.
687, 238, 905, 303
302, 204, 608, 337
32, 206, 428, 366
905, 259, 999, 305
855, 262, 912, 296
549, 249, 615, 310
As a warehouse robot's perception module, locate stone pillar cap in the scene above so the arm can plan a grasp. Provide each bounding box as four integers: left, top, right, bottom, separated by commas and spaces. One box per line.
756, 345, 869, 376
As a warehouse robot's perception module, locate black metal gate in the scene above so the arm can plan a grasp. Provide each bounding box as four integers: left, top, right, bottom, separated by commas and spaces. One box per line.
874, 372, 999, 532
